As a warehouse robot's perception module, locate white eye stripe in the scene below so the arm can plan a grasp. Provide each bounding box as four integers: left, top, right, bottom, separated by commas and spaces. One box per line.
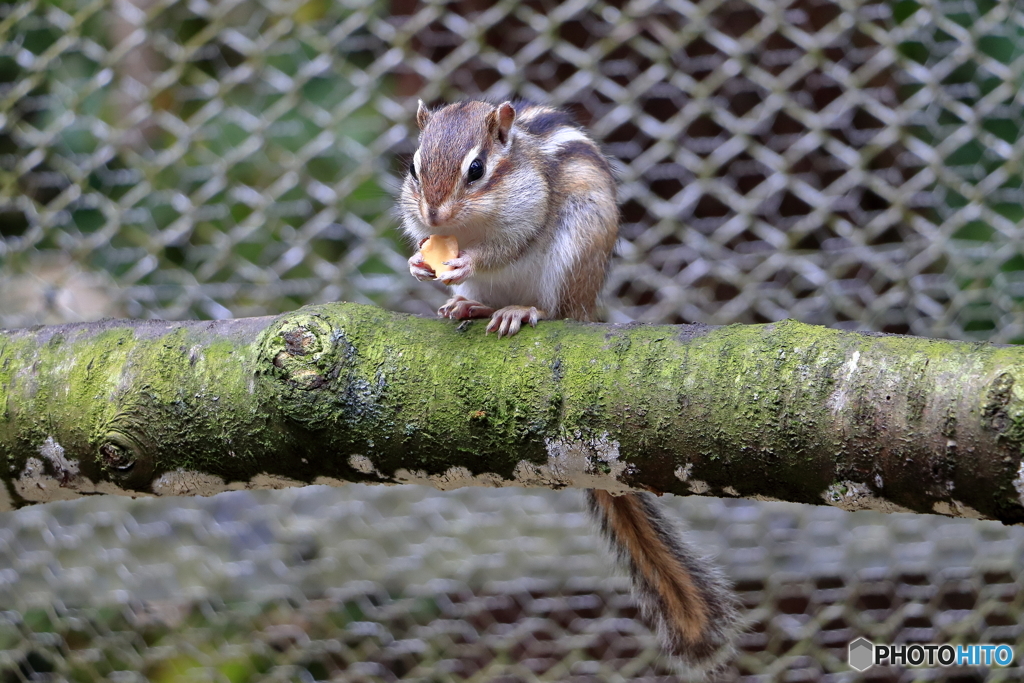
412, 149, 422, 175
460, 144, 482, 177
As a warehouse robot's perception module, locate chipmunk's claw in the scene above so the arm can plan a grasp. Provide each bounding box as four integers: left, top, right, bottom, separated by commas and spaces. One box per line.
438, 252, 474, 285
486, 306, 543, 338
439, 295, 494, 320
408, 252, 435, 281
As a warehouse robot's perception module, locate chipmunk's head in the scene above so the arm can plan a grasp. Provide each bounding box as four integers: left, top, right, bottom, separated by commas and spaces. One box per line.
402, 100, 518, 230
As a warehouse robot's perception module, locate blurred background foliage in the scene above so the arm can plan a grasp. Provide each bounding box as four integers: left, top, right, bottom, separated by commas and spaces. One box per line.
1, 0, 1024, 681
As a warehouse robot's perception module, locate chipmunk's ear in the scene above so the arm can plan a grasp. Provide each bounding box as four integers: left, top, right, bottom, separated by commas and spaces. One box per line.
416, 100, 432, 130
493, 101, 516, 146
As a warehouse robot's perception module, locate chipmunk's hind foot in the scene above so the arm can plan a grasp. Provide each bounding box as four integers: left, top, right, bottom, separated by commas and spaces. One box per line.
439, 295, 495, 320
486, 305, 546, 337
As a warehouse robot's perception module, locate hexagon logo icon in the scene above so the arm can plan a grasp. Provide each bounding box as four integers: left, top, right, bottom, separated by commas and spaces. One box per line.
849, 638, 874, 671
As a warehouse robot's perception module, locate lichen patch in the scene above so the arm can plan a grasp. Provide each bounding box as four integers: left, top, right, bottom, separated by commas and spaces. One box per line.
932, 499, 988, 519
151, 470, 305, 497
827, 350, 860, 414
389, 446, 639, 492
675, 464, 711, 494
15, 457, 83, 503
152, 469, 232, 497
749, 493, 787, 503
393, 466, 506, 490
687, 479, 710, 494
1014, 460, 1024, 507
349, 455, 382, 477
823, 480, 915, 514
522, 433, 635, 493
39, 436, 78, 482
12, 451, 154, 505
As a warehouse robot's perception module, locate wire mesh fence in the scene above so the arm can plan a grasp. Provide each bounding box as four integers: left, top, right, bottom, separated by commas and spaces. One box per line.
1, 0, 1022, 339
2, 487, 1024, 683
1, 0, 1024, 680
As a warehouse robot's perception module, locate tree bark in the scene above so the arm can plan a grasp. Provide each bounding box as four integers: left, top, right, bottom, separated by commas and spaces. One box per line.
2, 302, 1023, 523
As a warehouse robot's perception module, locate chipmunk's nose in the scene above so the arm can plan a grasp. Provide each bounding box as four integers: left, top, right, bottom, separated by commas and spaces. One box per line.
423, 204, 452, 227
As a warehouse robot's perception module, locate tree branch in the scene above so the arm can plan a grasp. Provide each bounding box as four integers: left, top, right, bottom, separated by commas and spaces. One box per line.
2, 303, 1023, 523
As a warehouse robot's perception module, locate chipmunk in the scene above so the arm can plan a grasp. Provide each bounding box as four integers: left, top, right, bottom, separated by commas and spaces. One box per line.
399, 99, 740, 673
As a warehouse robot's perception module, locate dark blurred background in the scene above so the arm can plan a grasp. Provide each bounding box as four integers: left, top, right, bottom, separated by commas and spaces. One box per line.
0, 0, 1022, 680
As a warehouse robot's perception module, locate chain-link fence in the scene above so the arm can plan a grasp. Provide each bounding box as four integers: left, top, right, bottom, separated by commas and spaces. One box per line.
1, 0, 1024, 681
2, 0, 1022, 339
3, 487, 1024, 682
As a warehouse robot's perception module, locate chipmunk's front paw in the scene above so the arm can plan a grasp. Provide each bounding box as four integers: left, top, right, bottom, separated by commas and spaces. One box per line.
408, 251, 435, 281
438, 252, 474, 286
439, 296, 495, 320
486, 306, 545, 338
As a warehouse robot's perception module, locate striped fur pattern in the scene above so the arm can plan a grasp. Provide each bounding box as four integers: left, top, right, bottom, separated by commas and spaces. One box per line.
588, 491, 741, 675
401, 101, 739, 672
400, 100, 617, 321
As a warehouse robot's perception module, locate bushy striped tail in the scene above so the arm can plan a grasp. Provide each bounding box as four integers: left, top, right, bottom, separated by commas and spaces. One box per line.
587, 490, 740, 675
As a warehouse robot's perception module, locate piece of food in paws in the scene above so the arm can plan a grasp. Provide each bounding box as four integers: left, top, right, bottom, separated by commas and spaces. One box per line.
421, 235, 459, 278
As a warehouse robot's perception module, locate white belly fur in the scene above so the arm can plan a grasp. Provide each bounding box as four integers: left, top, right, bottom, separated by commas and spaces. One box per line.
453, 248, 554, 312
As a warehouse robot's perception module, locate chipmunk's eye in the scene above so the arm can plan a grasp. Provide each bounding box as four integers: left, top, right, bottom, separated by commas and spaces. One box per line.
409, 160, 418, 180
467, 158, 484, 182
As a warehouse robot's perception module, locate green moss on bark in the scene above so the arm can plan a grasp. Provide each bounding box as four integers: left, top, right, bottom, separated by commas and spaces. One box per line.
2, 304, 1023, 523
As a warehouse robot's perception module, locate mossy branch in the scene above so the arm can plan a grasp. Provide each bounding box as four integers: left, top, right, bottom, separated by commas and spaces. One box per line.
2, 303, 1023, 523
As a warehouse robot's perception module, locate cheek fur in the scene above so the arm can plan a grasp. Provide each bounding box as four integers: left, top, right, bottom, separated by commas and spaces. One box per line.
457, 193, 498, 223
404, 178, 421, 201
399, 178, 431, 238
